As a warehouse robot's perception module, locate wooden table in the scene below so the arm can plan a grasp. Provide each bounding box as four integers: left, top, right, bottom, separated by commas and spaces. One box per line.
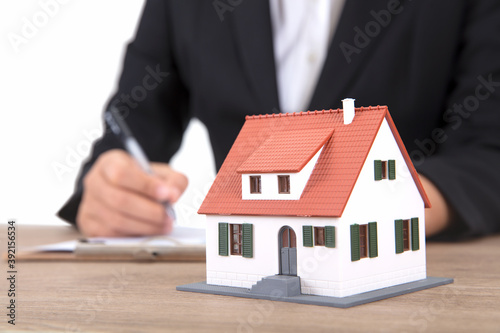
1, 225, 499, 332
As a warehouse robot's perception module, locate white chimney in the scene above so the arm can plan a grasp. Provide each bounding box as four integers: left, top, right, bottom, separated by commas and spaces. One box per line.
342, 98, 356, 125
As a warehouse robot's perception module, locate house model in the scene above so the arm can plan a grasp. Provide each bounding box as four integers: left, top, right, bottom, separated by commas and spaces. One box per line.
178, 100, 453, 307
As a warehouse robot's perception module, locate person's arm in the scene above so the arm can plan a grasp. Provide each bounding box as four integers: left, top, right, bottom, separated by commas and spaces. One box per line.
417, 0, 500, 239
418, 174, 452, 236
58, 0, 191, 236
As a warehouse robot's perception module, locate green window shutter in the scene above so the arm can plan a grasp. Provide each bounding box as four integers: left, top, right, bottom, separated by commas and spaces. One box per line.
368, 222, 378, 258
218, 223, 228, 256
395, 220, 404, 254
411, 218, 420, 251
389, 160, 396, 180
350, 224, 360, 261
242, 223, 253, 258
374, 160, 382, 180
325, 226, 336, 248
303, 226, 313, 247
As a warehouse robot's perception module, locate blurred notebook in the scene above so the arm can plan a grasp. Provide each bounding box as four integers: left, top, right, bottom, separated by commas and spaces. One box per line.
15, 226, 206, 262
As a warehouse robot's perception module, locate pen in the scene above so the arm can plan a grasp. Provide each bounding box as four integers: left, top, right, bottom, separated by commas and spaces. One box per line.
104, 106, 176, 222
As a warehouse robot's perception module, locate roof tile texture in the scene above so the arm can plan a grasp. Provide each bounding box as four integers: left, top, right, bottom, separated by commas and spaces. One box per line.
198, 107, 430, 217
237, 127, 334, 173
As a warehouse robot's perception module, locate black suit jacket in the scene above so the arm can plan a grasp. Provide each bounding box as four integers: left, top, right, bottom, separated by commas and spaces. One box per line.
59, 0, 500, 239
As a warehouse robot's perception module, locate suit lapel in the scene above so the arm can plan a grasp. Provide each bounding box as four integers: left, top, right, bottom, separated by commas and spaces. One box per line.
229, 0, 280, 114
309, 0, 396, 110
228, 0, 398, 113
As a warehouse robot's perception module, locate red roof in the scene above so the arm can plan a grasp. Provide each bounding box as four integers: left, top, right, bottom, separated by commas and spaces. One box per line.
237, 127, 334, 173
198, 106, 430, 217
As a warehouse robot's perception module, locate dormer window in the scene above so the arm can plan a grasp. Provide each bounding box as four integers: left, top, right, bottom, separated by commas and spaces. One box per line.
240, 147, 324, 200
278, 175, 290, 194
250, 176, 261, 194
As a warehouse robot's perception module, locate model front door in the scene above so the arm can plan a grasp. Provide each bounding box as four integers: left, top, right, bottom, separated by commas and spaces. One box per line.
279, 226, 297, 276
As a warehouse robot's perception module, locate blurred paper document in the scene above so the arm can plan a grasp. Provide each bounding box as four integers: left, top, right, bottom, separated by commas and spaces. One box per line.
19, 226, 206, 262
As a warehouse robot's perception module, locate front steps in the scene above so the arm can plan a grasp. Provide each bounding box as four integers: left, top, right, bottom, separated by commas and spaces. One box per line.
250, 275, 301, 297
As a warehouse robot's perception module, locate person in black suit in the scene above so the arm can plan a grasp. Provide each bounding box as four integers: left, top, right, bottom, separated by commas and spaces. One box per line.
58, 0, 500, 239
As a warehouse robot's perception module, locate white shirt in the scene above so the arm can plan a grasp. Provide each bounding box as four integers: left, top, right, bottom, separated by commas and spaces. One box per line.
270, 0, 346, 113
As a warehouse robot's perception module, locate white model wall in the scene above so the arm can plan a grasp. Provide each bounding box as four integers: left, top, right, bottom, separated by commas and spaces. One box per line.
298, 119, 426, 297
332, 118, 427, 296
205, 214, 341, 289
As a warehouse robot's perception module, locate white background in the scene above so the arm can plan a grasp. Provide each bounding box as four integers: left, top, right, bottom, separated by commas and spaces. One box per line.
0, 0, 216, 228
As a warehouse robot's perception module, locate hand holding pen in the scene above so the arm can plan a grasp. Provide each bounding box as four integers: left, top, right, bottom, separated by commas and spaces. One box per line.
75, 107, 188, 237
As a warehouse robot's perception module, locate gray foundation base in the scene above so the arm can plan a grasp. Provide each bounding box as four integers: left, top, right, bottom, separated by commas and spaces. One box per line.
177, 276, 453, 308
